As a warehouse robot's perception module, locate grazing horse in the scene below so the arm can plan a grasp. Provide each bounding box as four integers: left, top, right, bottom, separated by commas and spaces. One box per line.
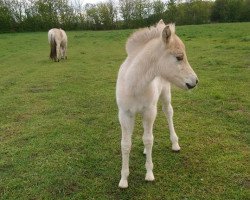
48, 28, 67, 62
116, 20, 198, 188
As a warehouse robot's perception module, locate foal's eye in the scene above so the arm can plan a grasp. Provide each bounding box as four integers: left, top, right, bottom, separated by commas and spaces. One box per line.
176, 55, 183, 61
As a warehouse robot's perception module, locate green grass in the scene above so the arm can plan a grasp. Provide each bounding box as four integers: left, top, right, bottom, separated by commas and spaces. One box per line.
0, 23, 249, 199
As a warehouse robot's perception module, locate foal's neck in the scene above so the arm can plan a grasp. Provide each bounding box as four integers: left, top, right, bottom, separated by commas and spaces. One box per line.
126, 40, 161, 95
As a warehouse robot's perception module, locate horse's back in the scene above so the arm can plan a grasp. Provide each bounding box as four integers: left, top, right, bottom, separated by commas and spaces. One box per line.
60, 29, 67, 44
60, 29, 67, 38
48, 28, 67, 42
48, 29, 54, 43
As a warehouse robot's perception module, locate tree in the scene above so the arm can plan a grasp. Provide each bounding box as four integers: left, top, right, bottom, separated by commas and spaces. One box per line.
166, 0, 177, 23
0, 0, 15, 32
152, 0, 165, 17
97, 0, 117, 29
119, 0, 150, 28
239, 0, 250, 21
119, 0, 134, 28
132, 0, 150, 20
146, 0, 166, 25
211, 0, 247, 22
85, 3, 101, 29
72, 0, 86, 29
177, 0, 213, 25
34, 0, 59, 30
55, 0, 75, 30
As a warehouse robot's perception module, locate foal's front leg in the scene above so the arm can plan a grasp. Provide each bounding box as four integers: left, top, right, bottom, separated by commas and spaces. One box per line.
118, 110, 135, 188
142, 107, 157, 181
161, 86, 181, 151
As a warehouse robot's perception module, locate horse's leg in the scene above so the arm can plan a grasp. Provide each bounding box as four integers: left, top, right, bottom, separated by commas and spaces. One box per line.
161, 85, 181, 151
142, 106, 157, 181
60, 46, 64, 59
56, 42, 60, 62
118, 109, 135, 188
64, 44, 67, 59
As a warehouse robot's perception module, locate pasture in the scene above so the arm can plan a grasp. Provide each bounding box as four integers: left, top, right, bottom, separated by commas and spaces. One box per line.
0, 23, 249, 199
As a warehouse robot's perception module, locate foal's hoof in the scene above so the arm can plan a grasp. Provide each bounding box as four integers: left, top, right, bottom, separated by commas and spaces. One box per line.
172, 143, 181, 152
145, 171, 155, 181
119, 179, 128, 188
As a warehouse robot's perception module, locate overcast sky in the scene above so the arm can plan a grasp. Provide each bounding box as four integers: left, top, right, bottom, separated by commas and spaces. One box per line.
84, 0, 102, 3
72, 0, 114, 4
71, 0, 171, 5
71, 0, 167, 5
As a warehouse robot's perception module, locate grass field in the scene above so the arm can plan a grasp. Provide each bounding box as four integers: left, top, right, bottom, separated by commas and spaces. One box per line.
0, 23, 249, 199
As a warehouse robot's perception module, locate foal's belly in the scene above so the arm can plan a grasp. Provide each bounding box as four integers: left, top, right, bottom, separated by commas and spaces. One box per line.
126, 97, 154, 114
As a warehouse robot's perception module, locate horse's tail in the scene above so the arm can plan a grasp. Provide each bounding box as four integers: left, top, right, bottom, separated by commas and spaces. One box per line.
49, 34, 57, 61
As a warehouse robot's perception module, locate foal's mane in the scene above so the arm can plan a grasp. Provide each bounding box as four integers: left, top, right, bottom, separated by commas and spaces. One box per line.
126, 22, 175, 57
126, 25, 161, 56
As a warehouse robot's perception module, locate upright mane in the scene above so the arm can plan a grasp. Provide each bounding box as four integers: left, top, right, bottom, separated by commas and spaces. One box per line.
126, 20, 175, 57
126, 26, 161, 57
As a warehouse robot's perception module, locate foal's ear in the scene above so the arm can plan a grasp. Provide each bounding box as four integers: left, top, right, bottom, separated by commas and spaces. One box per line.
162, 25, 171, 43
158, 19, 165, 25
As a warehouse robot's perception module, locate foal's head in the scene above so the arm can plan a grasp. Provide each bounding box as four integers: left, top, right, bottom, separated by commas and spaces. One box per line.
158, 23, 198, 90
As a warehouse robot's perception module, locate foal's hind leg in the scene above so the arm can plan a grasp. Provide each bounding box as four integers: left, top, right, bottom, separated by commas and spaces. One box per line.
142, 107, 157, 181
118, 110, 135, 188
161, 85, 181, 151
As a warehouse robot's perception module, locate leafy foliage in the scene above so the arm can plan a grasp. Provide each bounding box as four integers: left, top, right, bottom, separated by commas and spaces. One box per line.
0, 0, 249, 32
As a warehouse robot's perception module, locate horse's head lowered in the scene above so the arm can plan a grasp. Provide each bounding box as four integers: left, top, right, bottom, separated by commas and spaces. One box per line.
157, 22, 198, 90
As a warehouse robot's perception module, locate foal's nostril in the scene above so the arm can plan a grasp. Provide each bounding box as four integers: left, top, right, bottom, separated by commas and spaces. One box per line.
196, 79, 199, 84
186, 83, 196, 89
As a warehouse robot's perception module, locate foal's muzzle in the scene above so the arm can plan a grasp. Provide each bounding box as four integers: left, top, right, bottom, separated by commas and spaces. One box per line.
186, 79, 198, 89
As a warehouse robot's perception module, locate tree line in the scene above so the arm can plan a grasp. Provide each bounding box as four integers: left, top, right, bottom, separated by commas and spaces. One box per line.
0, 0, 249, 33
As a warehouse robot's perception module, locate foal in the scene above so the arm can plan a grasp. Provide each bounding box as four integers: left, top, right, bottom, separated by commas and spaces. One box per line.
116, 20, 198, 188
48, 28, 68, 62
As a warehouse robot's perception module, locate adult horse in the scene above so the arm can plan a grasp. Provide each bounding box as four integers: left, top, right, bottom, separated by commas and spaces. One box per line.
48, 28, 67, 62
116, 20, 198, 188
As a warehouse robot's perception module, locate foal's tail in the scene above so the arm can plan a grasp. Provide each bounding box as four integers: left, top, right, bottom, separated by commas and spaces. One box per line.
49, 35, 57, 61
